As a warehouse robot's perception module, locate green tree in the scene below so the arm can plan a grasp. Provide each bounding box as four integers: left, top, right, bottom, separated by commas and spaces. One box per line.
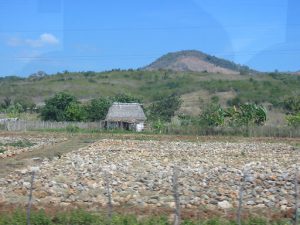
85, 97, 111, 121
282, 96, 300, 114
1, 96, 11, 109
148, 94, 182, 122
65, 102, 87, 121
40, 92, 78, 121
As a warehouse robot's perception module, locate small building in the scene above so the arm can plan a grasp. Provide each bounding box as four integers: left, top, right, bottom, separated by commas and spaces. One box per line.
105, 102, 146, 132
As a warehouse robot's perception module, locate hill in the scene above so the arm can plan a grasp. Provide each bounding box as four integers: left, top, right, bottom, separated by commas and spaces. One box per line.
1, 70, 300, 126
144, 50, 255, 75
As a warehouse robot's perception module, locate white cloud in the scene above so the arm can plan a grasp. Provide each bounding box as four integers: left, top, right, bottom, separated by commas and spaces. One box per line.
7, 33, 59, 48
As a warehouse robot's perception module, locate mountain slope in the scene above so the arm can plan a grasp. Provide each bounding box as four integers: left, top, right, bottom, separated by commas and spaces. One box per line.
144, 50, 255, 75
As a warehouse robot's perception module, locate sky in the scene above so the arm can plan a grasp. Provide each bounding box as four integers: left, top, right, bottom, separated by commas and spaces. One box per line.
0, 0, 299, 76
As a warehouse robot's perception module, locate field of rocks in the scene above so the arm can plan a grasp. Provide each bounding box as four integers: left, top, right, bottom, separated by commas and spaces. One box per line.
0, 135, 66, 159
0, 138, 299, 214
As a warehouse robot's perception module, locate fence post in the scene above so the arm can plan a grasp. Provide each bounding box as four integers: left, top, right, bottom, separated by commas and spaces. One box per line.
26, 170, 36, 225
237, 168, 247, 225
172, 166, 180, 225
104, 171, 113, 224
295, 166, 299, 225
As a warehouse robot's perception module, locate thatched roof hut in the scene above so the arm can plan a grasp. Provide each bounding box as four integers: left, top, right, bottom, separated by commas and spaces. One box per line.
105, 102, 146, 124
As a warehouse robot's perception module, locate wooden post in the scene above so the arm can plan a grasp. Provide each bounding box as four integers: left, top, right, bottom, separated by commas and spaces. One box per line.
237, 168, 247, 225
295, 166, 299, 225
172, 166, 181, 225
27, 171, 35, 225
104, 171, 113, 224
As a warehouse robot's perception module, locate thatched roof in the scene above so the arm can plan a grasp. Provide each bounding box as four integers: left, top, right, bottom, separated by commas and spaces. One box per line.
105, 103, 146, 123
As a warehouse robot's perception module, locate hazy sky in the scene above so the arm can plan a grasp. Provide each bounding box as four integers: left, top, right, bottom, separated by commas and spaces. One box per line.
0, 0, 299, 76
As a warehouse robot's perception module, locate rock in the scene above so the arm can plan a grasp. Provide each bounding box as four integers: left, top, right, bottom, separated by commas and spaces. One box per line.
218, 200, 232, 209
247, 200, 255, 205
23, 182, 31, 189
0, 138, 299, 211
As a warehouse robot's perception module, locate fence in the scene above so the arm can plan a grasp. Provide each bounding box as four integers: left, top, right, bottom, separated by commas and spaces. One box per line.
1, 120, 105, 131
3, 165, 299, 225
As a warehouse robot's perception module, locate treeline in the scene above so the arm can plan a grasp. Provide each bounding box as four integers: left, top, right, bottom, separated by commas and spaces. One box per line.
2, 91, 299, 129
39, 92, 182, 124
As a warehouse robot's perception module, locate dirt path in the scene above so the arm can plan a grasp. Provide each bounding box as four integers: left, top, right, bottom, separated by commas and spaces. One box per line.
0, 135, 97, 178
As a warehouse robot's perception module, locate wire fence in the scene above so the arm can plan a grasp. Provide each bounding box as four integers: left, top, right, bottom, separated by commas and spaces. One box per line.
18, 165, 300, 225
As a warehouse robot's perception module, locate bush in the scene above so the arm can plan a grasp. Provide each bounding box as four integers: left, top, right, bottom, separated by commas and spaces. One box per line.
40, 92, 80, 121
198, 103, 226, 127
66, 125, 80, 133
65, 102, 87, 122
286, 112, 300, 127
148, 94, 182, 122
282, 96, 300, 114
85, 97, 111, 121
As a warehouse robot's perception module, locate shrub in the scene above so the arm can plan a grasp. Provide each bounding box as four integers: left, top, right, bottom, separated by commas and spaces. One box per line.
66, 125, 80, 133
148, 94, 182, 122
286, 112, 300, 127
198, 103, 226, 127
85, 97, 111, 121
40, 92, 79, 121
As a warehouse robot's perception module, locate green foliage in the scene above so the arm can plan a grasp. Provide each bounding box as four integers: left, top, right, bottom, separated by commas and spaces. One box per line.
148, 94, 182, 122
198, 103, 267, 127
281, 96, 300, 127
282, 96, 300, 114
85, 97, 111, 121
0, 96, 12, 109
30, 210, 53, 225
40, 92, 143, 122
198, 103, 226, 127
40, 92, 80, 121
65, 102, 87, 122
112, 92, 142, 103
0, 209, 292, 225
14, 96, 36, 112
4, 140, 34, 147
225, 104, 267, 126
6, 103, 23, 117
151, 119, 165, 133
0, 70, 299, 115
286, 112, 300, 127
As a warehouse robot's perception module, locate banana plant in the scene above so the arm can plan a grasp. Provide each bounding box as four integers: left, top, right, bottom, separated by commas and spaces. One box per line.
225, 103, 267, 126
